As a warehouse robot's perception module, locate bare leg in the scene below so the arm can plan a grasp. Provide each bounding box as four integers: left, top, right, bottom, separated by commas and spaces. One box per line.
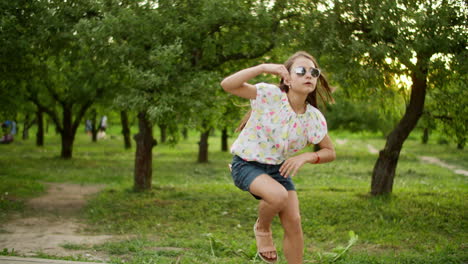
279, 191, 303, 264
250, 174, 289, 261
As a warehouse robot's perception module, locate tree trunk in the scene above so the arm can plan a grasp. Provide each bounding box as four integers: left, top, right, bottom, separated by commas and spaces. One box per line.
61, 131, 74, 159
45, 117, 49, 134
133, 112, 157, 191
36, 108, 44, 146
182, 127, 188, 140
159, 124, 167, 144
22, 114, 36, 140
422, 127, 429, 144
22, 114, 31, 140
221, 127, 228, 152
371, 55, 429, 196
90, 109, 98, 142
60, 106, 75, 159
120, 110, 131, 149
198, 123, 210, 163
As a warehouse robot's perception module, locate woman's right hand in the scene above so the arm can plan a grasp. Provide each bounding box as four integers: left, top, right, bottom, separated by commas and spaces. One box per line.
221, 63, 290, 100
261, 64, 290, 83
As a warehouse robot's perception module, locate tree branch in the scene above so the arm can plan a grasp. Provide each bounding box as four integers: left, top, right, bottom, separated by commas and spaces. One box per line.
44, 79, 66, 107
433, 115, 453, 121
72, 99, 94, 134
26, 88, 63, 133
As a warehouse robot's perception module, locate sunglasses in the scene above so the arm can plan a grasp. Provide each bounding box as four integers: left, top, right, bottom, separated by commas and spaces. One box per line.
294, 66, 321, 78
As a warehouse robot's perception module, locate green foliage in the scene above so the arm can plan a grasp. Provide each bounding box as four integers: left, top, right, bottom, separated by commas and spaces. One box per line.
326, 90, 404, 136
3, 0, 466, 145
304, 0, 466, 132
1, 248, 18, 257
317, 231, 359, 263
158, 0, 302, 136
0, 0, 123, 157
0, 0, 43, 117
186, 71, 224, 132
205, 233, 257, 260
60, 243, 89, 251
425, 52, 468, 148
329, 1, 460, 80
32, 252, 92, 262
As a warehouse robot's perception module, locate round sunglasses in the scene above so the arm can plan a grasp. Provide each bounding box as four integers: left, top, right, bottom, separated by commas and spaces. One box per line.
294, 66, 321, 78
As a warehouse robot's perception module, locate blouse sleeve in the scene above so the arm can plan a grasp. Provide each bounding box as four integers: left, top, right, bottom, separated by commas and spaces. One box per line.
250, 83, 283, 111
308, 108, 328, 145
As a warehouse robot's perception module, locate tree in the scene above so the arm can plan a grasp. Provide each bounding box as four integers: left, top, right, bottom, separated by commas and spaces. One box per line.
186, 71, 224, 163
100, 0, 301, 190
307, 0, 466, 195
5, 0, 117, 158
162, 0, 302, 162
0, 0, 43, 142
98, 1, 193, 191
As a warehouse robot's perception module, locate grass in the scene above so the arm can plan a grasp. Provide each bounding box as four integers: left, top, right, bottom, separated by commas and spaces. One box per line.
0, 125, 467, 263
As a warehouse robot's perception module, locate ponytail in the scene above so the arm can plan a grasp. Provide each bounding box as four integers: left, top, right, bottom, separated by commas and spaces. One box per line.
235, 110, 252, 132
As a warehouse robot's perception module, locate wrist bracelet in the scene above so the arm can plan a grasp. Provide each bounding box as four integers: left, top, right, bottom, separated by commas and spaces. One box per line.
314, 152, 320, 164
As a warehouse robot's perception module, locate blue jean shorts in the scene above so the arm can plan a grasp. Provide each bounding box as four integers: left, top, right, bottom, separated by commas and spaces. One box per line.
230, 155, 296, 200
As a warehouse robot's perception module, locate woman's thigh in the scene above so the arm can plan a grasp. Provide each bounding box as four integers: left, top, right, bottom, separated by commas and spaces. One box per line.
249, 174, 289, 206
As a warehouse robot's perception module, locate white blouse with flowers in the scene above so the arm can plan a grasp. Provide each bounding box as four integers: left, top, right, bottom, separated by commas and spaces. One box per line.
231, 83, 328, 165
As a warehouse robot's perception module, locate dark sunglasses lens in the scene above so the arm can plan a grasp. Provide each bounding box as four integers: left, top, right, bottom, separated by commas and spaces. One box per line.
311, 68, 320, 77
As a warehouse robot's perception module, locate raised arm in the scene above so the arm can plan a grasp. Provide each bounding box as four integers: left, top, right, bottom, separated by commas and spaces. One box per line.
221, 64, 290, 100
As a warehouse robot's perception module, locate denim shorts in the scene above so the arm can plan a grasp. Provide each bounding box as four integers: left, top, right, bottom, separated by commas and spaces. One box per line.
230, 155, 296, 200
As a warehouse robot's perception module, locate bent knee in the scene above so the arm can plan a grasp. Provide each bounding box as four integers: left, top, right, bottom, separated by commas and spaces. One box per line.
268, 189, 289, 209
282, 214, 302, 234
283, 213, 301, 226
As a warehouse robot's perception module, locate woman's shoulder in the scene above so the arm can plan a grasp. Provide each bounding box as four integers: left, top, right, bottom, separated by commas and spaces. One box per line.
251, 83, 284, 109
306, 105, 327, 121
255, 83, 283, 94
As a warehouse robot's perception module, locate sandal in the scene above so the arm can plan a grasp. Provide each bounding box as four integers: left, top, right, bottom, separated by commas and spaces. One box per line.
253, 219, 278, 263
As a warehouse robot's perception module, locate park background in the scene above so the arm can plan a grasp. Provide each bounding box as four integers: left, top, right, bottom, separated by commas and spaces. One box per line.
0, 0, 466, 263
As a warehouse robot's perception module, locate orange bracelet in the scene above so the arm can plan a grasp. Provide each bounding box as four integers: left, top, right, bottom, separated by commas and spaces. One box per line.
313, 152, 320, 164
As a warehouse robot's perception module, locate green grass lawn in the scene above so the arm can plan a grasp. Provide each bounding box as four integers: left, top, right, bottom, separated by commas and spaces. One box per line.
0, 126, 467, 263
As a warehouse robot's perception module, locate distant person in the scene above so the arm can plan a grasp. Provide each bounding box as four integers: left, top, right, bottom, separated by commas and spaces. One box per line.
85, 119, 92, 135
221, 51, 336, 263
99, 116, 107, 132
98, 115, 107, 139
10, 121, 16, 135
3, 120, 15, 134
0, 122, 13, 144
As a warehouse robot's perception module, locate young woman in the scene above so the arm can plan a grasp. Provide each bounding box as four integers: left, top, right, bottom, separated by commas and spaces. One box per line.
221, 51, 336, 264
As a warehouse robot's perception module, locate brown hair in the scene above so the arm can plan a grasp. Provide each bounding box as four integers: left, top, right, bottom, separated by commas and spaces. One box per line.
235, 51, 334, 132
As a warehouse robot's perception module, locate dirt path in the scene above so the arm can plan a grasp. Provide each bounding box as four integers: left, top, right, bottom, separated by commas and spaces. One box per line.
367, 144, 379, 154
0, 183, 115, 262
364, 143, 467, 176
335, 139, 348, 145
419, 156, 468, 176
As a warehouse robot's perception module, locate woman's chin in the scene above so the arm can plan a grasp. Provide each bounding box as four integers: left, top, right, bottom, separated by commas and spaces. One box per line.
290, 86, 316, 95
305, 87, 316, 94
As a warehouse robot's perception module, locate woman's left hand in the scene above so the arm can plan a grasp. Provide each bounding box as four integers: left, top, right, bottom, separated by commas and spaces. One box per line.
279, 154, 310, 178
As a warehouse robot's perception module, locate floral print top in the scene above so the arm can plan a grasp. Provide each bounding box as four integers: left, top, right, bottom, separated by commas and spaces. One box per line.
231, 83, 328, 164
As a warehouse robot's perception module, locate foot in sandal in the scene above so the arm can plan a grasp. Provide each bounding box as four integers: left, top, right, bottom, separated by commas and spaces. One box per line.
254, 219, 277, 263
